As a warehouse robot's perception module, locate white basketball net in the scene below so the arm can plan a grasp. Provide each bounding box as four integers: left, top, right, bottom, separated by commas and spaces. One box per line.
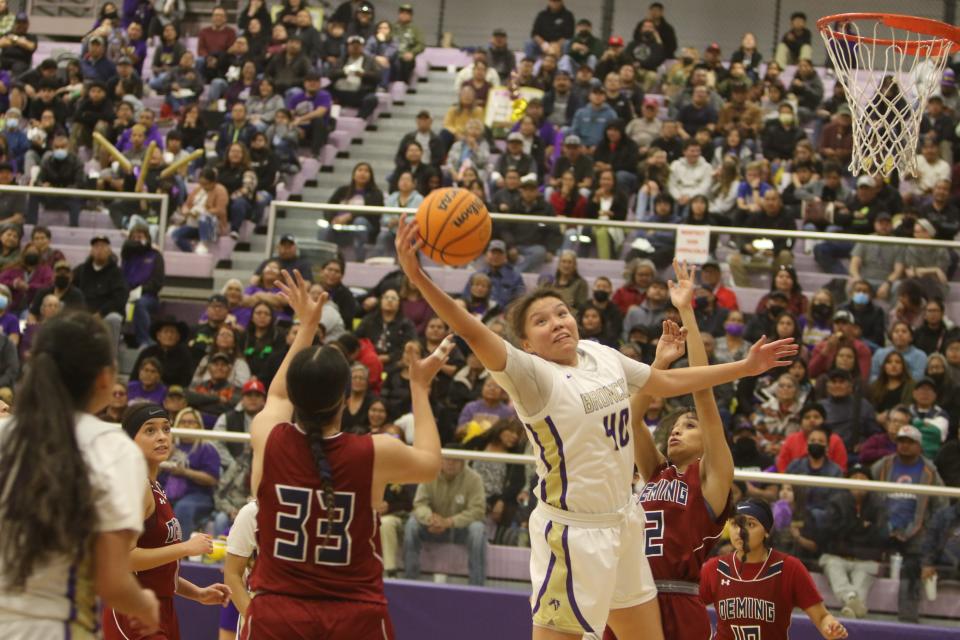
820, 18, 952, 178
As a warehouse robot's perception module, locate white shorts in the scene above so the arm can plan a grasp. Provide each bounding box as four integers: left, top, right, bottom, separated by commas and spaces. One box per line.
528, 496, 657, 638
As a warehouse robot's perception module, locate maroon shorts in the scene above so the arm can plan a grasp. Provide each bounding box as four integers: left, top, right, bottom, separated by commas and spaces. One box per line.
602, 593, 710, 640
240, 593, 395, 640
102, 596, 179, 640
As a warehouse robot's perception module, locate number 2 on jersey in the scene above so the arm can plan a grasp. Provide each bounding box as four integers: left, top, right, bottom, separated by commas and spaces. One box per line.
603, 408, 630, 450
274, 485, 355, 566
731, 625, 762, 640
644, 509, 664, 557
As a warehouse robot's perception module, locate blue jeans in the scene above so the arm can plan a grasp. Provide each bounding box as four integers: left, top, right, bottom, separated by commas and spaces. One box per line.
318, 215, 371, 262
524, 39, 544, 60
516, 243, 547, 273
172, 215, 217, 251
403, 517, 487, 586
229, 198, 252, 232
27, 196, 83, 227
173, 492, 214, 538
375, 227, 396, 257
133, 292, 159, 347
207, 78, 229, 104
813, 224, 852, 274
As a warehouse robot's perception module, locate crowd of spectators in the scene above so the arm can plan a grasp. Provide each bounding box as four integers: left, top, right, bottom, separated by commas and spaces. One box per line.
2, 0, 960, 625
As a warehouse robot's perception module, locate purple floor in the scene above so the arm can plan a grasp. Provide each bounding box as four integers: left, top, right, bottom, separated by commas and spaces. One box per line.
175, 562, 960, 639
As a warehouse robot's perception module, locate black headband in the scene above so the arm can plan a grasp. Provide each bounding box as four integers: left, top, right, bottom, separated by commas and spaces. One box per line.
121, 402, 168, 438
735, 500, 774, 532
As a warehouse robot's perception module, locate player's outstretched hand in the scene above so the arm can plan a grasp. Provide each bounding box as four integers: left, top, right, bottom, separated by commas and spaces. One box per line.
668, 259, 697, 310
410, 335, 454, 388
197, 583, 232, 607
743, 336, 799, 376
395, 214, 425, 281
276, 269, 325, 328
653, 320, 687, 368
819, 614, 848, 639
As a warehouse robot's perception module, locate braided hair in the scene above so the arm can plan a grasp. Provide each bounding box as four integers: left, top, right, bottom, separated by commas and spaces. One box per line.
286, 344, 350, 540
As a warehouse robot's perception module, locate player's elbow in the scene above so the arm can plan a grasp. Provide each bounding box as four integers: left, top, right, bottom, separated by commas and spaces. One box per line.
409, 453, 442, 483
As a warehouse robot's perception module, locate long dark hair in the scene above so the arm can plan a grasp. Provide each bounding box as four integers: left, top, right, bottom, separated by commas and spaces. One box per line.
0, 312, 115, 589
286, 345, 350, 537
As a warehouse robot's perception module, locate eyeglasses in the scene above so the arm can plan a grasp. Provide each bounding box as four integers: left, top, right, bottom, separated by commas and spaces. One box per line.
113, 390, 127, 397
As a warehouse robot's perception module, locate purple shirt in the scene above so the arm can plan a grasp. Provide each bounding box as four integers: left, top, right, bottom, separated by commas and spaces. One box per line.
457, 399, 516, 430
287, 89, 332, 127
0, 311, 19, 337
117, 124, 165, 152
243, 285, 290, 323
162, 441, 221, 500
127, 380, 168, 404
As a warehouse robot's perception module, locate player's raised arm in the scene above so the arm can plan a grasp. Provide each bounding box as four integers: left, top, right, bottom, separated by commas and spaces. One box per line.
250, 269, 325, 494
373, 336, 455, 485
669, 260, 734, 516
395, 214, 507, 372
631, 320, 686, 480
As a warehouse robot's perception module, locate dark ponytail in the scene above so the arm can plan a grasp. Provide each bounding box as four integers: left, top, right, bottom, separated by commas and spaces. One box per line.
0, 312, 115, 589
286, 345, 350, 540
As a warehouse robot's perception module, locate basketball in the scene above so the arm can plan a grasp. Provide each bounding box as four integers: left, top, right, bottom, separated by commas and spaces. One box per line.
414, 187, 492, 266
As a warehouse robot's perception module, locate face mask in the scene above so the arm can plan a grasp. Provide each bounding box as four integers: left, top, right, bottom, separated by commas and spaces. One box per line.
852, 292, 869, 305
733, 438, 758, 457
779, 113, 794, 126
52, 148, 68, 160
54, 274, 70, 289
23, 253, 39, 266
5, 118, 17, 129
695, 296, 709, 308
682, 56, 694, 65
811, 303, 831, 320
768, 305, 785, 317
807, 443, 826, 460
593, 290, 610, 303
724, 321, 744, 337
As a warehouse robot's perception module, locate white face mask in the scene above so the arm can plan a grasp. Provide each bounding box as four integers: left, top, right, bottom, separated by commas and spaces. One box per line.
779, 113, 794, 126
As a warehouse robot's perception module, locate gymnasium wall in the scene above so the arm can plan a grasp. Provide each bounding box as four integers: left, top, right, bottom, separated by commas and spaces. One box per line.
376, 0, 945, 63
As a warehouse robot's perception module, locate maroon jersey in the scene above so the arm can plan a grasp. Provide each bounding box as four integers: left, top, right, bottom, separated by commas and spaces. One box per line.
249, 424, 385, 604
638, 461, 730, 583
136, 481, 182, 597
700, 550, 823, 640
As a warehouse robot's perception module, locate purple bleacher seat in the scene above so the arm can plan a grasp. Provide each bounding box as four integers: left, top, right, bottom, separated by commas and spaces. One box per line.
214, 235, 236, 262
238, 219, 257, 243
421, 47, 472, 69
415, 55, 429, 79
162, 249, 215, 277
158, 299, 207, 324
336, 116, 366, 136
389, 81, 408, 102
328, 129, 352, 151
398, 543, 530, 582
318, 143, 338, 167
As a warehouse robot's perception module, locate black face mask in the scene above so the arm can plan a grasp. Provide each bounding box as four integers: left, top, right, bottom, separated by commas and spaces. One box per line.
682, 56, 694, 65
811, 303, 832, 321
593, 290, 610, 303
807, 443, 826, 460
733, 438, 758, 457
54, 274, 70, 289
23, 253, 39, 266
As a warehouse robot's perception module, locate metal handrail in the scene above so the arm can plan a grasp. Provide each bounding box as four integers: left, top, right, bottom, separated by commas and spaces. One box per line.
171, 428, 960, 498
265, 199, 960, 261
0, 185, 170, 244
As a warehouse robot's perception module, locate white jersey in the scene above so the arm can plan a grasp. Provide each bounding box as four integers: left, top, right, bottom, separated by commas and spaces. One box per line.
490, 340, 651, 514
0, 413, 147, 639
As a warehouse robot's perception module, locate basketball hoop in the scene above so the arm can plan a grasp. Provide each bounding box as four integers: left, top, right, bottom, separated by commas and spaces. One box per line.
818, 13, 960, 178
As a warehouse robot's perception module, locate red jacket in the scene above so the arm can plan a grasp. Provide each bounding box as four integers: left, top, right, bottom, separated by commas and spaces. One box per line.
713, 284, 739, 311
356, 337, 384, 394
808, 338, 871, 383
612, 284, 644, 316
777, 430, 848, 472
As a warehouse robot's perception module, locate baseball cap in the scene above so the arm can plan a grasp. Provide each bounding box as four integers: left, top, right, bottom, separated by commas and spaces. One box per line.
492, 28, 507, 37
487, 239, 506, 252
589, 78, 605, 93
915, 376, 939, 390
398, 3, 413, 11
832, 309, 854, 323
942, 69, 956, 87
166, 384, 185, 397
916, 218, 937, 236
847, 463, 872, 479
347, 35, 365, 44
117, 56, 133, 66
856, 175, 877, 188
242, 379, 267, 395
54, 259, 71, 271
279, 233, 297, 244
643, 96, 659, 108
506, 131, 523, 142
827, 368, 852, 381
357, 3, 372, 13
896, 425, 923, 444
208, 293, 228, 306
89, 35, 105, 45
90, 234, 110, 245
210, 352, 232, 364
706, 42, 721, 52
520, 174, 539, 187
608, 35, 624, 47
564, 134, 582, 146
